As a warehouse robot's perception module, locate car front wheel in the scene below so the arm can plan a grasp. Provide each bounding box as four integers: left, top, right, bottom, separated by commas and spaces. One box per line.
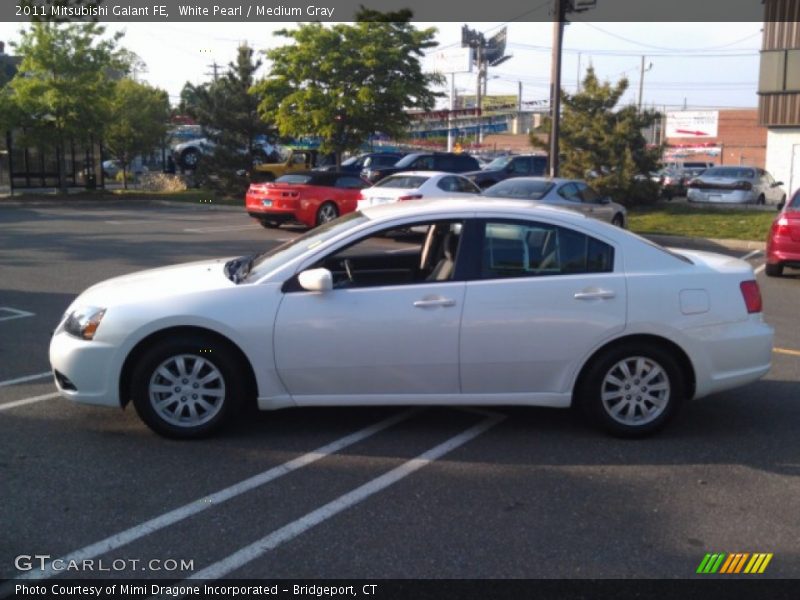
131, 336, 244, 439
578, 343, 684, 437
611, 213, 625, 228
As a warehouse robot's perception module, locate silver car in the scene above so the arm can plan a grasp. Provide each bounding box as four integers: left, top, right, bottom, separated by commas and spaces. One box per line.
482, 177, 627, 227
686, 166, 786, 205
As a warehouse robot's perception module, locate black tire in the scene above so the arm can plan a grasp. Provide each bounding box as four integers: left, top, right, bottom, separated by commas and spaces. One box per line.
130, 335, 245, 439
180, 148, 200, 170
316, 201, 339, 226
757, 194, 766, 206
577, 342, 685, 438
765, 262, 784, 277
611, 213, 625, 228
259, 220, 280, 229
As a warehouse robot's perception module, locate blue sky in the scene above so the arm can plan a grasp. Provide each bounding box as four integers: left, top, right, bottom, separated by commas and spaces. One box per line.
0, 21, 762, 110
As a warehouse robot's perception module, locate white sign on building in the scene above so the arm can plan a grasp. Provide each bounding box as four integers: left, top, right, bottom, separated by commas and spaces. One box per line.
665, 110, 719, 138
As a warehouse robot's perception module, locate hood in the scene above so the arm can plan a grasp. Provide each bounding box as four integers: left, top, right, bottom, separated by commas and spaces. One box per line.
73, 258, 236, 309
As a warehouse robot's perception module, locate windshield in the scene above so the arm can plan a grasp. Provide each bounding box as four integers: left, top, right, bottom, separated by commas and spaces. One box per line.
341, 156, 360, 167
375, 175, 429, 189
393, 154, 422, 168
483, 179, 554, 200
485, 156, 512, 170
245, 212, 370, 282
276, 174, 313, 184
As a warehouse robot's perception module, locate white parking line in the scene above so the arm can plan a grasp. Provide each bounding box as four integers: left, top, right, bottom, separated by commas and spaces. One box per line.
0, 307, 35, 322
11, 408, 420, 583
183, 224, 262, 233
0, 392, 60, 411
185, 412, 505, 581
740, 249, 762, 261
0, 371, 51, 388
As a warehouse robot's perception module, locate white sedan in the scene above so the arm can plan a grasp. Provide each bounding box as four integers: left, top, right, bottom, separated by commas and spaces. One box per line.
357, 171, 480, 210
50, 199, 773, 439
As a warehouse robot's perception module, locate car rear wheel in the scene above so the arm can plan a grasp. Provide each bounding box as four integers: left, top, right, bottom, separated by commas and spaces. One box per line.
757, 194, 766, 205
131, 336, 244, 439
611, 213, 625, 228
316, 202, 339, 226
765, 262, 784, 277
578, 342, 684, 437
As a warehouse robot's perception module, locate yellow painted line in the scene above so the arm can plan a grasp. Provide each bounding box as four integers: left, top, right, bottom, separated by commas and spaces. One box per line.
775, 347, 800, 357
748, 554, 766, 574
758, 553, 773, 573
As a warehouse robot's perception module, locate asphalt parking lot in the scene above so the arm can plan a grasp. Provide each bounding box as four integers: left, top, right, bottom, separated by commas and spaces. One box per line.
1, 199, 799, 584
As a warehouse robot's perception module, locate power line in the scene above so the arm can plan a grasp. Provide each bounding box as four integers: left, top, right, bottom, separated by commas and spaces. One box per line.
508, 42, 758, 58
579, 23, 761, 53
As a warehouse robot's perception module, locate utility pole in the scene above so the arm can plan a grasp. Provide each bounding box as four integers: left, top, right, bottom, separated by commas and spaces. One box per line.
549, 0, 565, 177
476, 44, 483, 145
577, 52, 581, 92
207, 61, 220, 82
637, 56, 652, 112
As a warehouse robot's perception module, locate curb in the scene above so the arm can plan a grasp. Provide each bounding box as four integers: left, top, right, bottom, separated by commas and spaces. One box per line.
642, 233, 765, 253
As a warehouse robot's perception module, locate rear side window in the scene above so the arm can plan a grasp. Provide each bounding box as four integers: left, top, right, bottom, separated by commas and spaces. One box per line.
277, 174, 314, 184
375, 175, 429, 189
335, 176, 366, 189
479, 220, 614, 279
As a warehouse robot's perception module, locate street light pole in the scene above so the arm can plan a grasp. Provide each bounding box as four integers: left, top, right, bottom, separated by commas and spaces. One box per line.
549, 0, 565, 177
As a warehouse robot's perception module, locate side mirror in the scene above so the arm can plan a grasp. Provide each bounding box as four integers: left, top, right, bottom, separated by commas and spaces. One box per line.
774, 181, 784, 187
298, 268, 333, 292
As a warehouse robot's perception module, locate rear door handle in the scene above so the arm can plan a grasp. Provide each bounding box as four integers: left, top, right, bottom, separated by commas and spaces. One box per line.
574, 289, 616, 300
413, 298, 456, 308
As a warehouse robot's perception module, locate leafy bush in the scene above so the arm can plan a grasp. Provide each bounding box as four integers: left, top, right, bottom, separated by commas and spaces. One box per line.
139, 173, 188, 193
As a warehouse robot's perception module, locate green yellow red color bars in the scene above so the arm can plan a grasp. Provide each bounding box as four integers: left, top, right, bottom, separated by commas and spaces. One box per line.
697, 553, 773, 574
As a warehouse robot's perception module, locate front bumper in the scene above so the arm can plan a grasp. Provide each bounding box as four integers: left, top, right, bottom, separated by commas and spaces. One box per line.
49, 331, 121, 407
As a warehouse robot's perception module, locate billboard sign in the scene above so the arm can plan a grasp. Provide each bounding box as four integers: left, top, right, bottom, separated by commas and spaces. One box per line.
430, 47, 473, 74
666, 110, 719, 138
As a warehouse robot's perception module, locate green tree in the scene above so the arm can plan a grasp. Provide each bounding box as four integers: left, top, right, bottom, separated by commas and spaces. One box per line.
188, 44, 276, 193
532, 67, 661, 204
105, 78, 170, 189
0, 22, 126, 192
252, 9, 441, 165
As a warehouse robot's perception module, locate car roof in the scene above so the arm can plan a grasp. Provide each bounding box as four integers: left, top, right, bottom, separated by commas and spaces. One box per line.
489, 176, 577, 186
380, 171, 463, 178
359, 196, 592, 223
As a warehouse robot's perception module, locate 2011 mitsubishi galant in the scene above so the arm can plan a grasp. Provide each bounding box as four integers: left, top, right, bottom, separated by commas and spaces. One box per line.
49, 199, 773, 439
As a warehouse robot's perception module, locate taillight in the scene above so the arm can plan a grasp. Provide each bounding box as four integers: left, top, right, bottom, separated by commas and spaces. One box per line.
772, 216, 790, 236
739, 280, 762, 314
398, 194, 423, 201
734, 181, 753, 191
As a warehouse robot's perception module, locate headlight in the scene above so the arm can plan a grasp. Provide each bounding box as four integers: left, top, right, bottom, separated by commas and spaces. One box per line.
63, 306, 106, 340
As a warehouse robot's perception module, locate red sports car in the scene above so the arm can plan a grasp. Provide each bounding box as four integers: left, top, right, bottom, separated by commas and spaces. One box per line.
765, 189, 800, 277
245, 171, 369, 229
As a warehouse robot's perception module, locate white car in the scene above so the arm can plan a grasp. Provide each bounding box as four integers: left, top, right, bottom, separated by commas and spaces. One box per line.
483, 177, 627, 227
357, 171, 480, 210
50, 199, 773, 439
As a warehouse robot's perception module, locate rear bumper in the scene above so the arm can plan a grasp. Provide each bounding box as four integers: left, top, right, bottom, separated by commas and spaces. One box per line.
766, 236, 800, 265
685, 317, 773, 399
247, 211, 297, 224
687, 189, 756, 204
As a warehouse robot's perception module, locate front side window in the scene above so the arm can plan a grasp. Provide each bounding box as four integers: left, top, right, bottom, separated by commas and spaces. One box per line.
557, 183, 580, 202
335, 176, 366, 189
479, 220, 614, 279
306, 220, 466, 289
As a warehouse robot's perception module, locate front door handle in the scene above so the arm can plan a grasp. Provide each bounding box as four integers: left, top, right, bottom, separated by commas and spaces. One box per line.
574, 289, 616, 300
413, 298, 456, 308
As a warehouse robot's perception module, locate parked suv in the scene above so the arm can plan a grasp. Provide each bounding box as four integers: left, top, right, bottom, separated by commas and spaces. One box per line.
362, 152, 480, 183
252, 149, 327, 182
463, 154, 548, 189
